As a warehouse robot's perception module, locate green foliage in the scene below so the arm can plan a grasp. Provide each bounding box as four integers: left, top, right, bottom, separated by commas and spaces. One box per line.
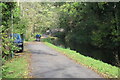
60, 2, 120, 46
59, 2, 120, 66
21, 2, 59, 39
45, 42, 119, 78
41, 37, 55, 43
1, 2, 16, 26
1, 2, 26, 59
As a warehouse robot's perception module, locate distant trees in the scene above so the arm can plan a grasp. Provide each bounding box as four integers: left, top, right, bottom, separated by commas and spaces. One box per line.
20, 2, 59, 40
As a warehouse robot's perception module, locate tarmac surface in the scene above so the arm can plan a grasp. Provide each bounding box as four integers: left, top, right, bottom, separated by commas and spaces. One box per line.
26, 42, 102, 78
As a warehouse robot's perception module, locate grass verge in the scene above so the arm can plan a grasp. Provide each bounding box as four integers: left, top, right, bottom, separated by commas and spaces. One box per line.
2, 52, 30, 78
44, 42, 119, 78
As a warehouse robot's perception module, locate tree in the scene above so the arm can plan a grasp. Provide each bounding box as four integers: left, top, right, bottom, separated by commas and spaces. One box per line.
20, 2, 59, 40
58, 2, 120, 66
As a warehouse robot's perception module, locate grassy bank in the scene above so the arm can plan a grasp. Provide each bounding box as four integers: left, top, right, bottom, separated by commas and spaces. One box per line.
2, 52, 30, 78
44, 42, 119, 78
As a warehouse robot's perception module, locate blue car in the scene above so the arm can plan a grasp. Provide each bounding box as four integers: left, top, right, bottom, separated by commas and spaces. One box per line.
36, 34, 41, 41
10, 33, 24, 52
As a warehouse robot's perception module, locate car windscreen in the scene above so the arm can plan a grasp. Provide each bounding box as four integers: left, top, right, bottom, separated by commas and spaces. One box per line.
12, 34, 22, 40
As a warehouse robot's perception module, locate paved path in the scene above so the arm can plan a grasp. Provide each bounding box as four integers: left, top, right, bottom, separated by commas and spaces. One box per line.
26, 42, 102, 78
